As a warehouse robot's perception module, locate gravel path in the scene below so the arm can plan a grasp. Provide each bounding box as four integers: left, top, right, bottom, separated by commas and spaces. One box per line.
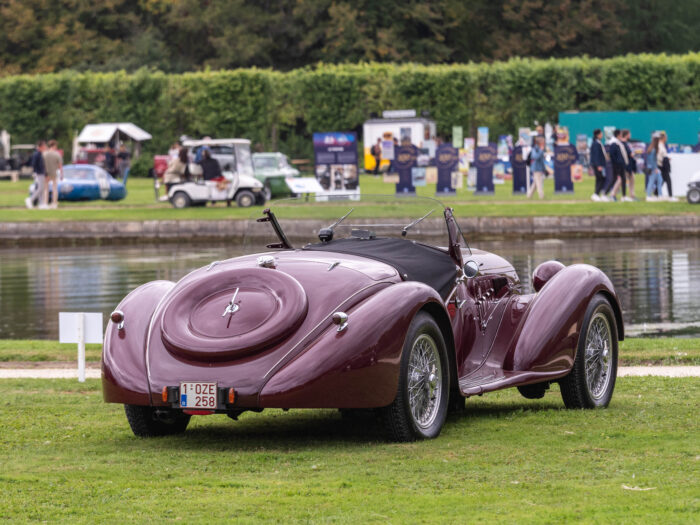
0, 366, 698, 379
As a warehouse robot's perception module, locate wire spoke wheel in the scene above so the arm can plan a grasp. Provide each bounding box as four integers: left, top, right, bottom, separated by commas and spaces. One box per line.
584, 313, 613, 400
560, 295, 618, 409
407, 334, 443, 429
380, 312, 450, 441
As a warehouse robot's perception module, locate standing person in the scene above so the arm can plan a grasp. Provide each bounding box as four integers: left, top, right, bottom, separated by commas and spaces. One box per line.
526, 136, 546, 199
589, 129, 608, 201
645, 134, 663, 201
657, 131, 674, 200
25, 140, 47, 209
621, 130, 636, 201
43, 140, 63, 209
116, 144, 131, 179
605, 129, 626, 201
370, 138, 382, 175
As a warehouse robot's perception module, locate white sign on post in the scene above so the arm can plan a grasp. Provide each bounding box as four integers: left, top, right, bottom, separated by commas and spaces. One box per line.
59, 312, 103, 382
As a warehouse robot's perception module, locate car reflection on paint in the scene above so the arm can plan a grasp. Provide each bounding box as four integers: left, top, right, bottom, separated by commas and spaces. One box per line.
29, 164, 127, 204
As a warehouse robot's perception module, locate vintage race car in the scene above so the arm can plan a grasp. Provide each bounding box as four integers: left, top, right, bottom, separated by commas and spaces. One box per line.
103, 197, 623, 441
29, 164, 127, 204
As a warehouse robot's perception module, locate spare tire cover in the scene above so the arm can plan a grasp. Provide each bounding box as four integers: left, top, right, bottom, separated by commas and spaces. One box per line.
160, 267, 308, 361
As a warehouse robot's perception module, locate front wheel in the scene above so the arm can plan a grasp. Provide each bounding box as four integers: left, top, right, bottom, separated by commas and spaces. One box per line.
124, 404, 191, 437
559, 295, 618, 409
687, 188, 700, 204
379, 312, 450, 441
170, 191, 191, 209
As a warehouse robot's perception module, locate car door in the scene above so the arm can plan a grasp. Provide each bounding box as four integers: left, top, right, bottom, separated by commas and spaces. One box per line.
456, 269, 512, 377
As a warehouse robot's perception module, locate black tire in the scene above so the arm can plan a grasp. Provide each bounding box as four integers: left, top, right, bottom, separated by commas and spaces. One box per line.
559, 295, 618, 409
236, 190, 256, 208
379, 312, 450, 441
124, 404, 191, 437
687, 188, 700, 204
517, 382, 549, 399
170, 191, 191, 209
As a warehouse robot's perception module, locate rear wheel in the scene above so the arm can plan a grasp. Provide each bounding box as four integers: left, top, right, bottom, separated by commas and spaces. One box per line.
687, 188, 700, 204
124, 404, 191, 437
236, 190, 256, 208
379, 312, 450, 441
559, 295, 618, 408
170, 191, 191, 209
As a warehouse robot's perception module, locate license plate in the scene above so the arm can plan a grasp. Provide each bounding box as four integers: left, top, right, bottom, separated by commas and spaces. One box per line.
180, 382, 217, 409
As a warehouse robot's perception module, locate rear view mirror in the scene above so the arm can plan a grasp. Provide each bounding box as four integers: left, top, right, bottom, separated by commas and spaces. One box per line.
464, 260, 479, 278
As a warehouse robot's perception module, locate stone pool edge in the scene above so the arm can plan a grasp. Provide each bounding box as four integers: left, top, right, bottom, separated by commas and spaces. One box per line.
1, 214, 699, 245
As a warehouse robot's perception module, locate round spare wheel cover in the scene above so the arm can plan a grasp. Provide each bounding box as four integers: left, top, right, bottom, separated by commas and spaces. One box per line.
160, 267, 308, 360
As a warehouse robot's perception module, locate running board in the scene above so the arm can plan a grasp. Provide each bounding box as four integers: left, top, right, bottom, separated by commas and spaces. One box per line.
459, 368, 569, 397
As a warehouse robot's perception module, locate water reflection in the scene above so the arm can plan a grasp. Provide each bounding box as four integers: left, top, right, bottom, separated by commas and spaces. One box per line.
0, 237, 698, 339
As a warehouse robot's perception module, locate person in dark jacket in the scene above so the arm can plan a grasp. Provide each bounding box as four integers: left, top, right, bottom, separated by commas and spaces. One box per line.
25, 140, 47, 209
589, 129, 608, 201
201, 148, 223, 181
621, 129, 636, 201
605, 129, 626, 201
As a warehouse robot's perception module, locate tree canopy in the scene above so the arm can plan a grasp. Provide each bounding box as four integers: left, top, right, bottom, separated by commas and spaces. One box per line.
1, 0, 699, 74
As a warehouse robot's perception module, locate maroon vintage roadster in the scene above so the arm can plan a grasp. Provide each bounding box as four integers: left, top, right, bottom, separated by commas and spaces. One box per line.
103, 197, 623, 441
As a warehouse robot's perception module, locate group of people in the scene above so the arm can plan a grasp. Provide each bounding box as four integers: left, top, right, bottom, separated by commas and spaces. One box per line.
162, 142, 223, 192
24, 140, 62, 209
589, 128, 673, 202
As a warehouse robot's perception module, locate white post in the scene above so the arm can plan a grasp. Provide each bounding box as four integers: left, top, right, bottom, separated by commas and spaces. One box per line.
77, 312, 86, 383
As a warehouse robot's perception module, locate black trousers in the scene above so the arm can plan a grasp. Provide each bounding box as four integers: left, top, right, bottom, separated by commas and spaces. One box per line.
606, 164, 625, 193
593, 166, 606, 194
660, 158, 672, 195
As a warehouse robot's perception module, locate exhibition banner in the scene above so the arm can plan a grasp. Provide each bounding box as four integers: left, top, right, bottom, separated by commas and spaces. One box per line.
510, 146, 527, 194
313, 132, 359, 195
553, 144, 577, 193
394, 144, 418, 194
473, 144, 497, 194
436, 143, 458, 195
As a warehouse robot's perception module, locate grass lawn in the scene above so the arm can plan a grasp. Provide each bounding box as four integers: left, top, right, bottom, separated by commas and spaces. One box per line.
0, 377, 696, 523
0, 175, 696, 222
1, 337, 697, 366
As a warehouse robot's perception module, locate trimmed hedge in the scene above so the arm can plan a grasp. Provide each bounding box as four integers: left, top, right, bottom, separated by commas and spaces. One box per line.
1, 53, 699, 169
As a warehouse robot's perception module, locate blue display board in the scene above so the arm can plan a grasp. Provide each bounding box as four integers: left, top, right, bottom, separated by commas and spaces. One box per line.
553, 144, 577, 193
510, 146, 527, 194
474, 144, 497, 195
312, 132, 359, 193
394, 145, 418, 194
435, 143, 458, 195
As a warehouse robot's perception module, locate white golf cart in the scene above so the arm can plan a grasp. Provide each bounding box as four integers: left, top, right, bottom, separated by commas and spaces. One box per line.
167, 138, 265, 208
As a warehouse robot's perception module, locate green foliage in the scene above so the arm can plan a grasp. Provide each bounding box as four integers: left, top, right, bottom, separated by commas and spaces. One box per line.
129, 153, 152, 178
1, 53, 700, 159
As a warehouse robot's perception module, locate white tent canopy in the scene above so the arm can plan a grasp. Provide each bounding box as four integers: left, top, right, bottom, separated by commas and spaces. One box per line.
77, 123, 152, 144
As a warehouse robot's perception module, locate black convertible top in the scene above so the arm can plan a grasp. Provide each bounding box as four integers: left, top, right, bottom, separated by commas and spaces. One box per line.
304, 237, 458, 299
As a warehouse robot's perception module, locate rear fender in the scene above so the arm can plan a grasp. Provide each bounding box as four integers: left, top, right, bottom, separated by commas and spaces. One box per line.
259, 282, 447, 408
102, 280, 175, 405
504, 264, 623, 374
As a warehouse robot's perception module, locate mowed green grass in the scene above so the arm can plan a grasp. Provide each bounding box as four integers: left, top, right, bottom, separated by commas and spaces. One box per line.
0, 377, 697, 523
1, 337, 697, 365
0, 174, 696, 222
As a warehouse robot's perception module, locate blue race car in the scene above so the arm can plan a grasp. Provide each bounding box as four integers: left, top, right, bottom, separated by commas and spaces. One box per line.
29, 164, 127, 204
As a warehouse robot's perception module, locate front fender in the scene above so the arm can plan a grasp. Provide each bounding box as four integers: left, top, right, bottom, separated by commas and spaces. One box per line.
505, 264, 623, 374
258, 281, 447, 408
102, 280, 175, 405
